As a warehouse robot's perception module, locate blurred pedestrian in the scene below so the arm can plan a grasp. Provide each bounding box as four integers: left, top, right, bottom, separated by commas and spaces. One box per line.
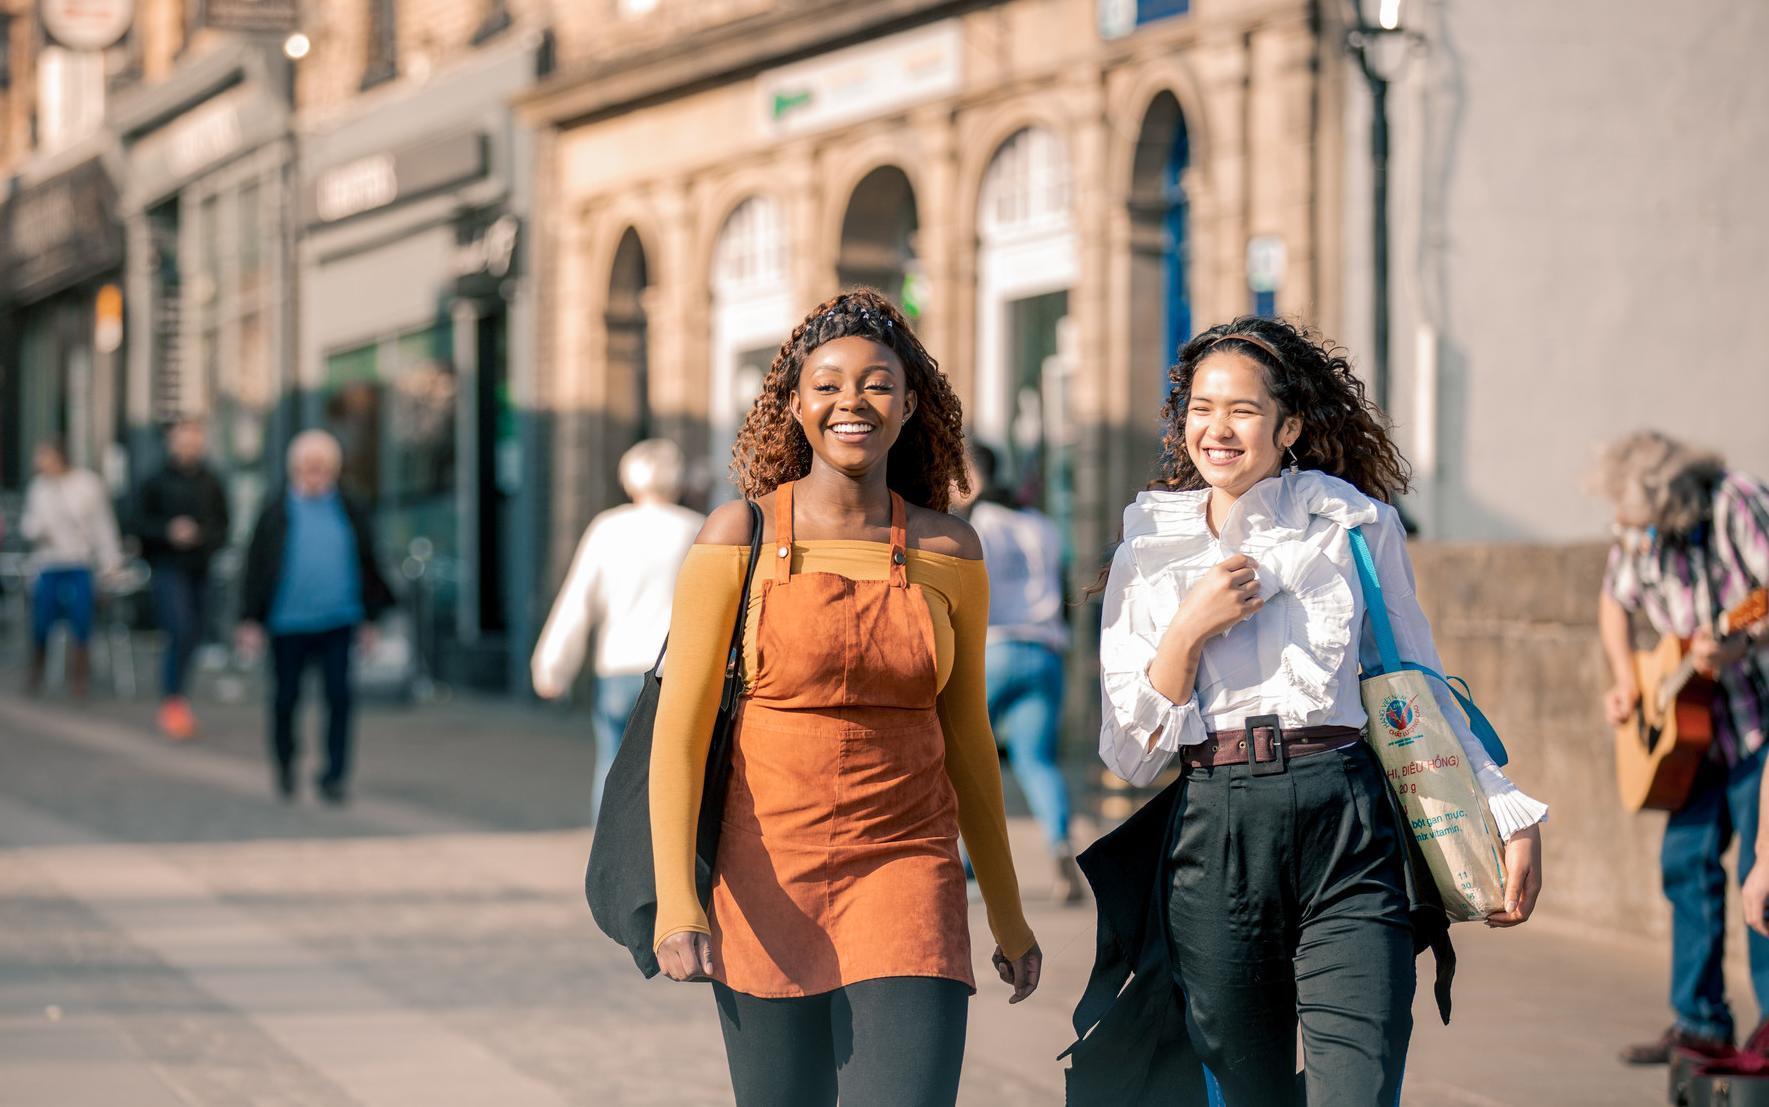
531, 438, 703, 820
20, 440, 122, 698
1595, 431, 1769, 1065
1081, 317, 1545, 1103
135, 420, 229, 740
652, 290, 1038, 1106
954, 442, 1083, 903
237, 430, 393, 804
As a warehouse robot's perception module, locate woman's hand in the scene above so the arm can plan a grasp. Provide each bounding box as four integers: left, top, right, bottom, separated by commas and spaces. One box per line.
1745, 857, 1769, 939
1176, 554, 1263, 642
656, 932, 714, 982
1486, 823, 1543, 928
1603, 676, 1640, 726
991, 942, 1042, 1004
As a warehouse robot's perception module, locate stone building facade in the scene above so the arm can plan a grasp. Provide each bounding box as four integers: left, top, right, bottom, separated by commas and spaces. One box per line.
521, 0, 1341, 597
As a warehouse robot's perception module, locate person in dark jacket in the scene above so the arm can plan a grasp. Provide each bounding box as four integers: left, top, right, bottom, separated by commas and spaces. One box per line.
237, 430, 393, 804
136, 419, 230, 740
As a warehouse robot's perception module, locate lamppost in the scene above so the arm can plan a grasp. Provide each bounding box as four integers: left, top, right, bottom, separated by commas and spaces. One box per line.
1346, 0, 1421, 413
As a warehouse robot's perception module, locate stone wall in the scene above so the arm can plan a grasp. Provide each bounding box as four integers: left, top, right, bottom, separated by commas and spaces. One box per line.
1410, 540, 1748, 955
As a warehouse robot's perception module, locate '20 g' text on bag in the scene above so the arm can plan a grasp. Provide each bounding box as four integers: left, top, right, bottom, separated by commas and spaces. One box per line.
1349, 526, 1509, 923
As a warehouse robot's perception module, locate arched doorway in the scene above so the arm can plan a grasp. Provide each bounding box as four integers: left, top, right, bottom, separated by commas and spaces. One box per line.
605, 227, 652, 502
837, 166, 922, 316
709, 196, 792, 500
1129, 92, 1192, 411
975, 126, 1077, 534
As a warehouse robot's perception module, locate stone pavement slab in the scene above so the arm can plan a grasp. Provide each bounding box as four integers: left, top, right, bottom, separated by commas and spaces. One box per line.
0, 689, 1733, 1104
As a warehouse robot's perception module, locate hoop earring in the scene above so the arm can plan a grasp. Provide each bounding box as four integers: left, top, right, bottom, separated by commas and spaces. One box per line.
1286, 446, 1301, 474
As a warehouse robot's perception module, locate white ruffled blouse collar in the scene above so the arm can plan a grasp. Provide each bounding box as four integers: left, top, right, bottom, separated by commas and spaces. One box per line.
1121, 470, 1382, 722
1121, 470, 1379, 549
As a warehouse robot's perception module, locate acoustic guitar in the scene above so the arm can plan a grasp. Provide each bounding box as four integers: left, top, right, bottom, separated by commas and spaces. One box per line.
1616, 587, 1769, 812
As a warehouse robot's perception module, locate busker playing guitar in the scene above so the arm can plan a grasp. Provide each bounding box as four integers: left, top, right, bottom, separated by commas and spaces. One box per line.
1595, 431, 1769, 1066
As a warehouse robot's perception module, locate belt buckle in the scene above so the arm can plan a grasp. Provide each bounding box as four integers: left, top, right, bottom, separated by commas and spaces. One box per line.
1246, 714, 1287, 776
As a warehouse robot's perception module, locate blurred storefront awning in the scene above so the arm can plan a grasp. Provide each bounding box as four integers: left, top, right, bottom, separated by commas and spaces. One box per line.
0, 156, 124, 307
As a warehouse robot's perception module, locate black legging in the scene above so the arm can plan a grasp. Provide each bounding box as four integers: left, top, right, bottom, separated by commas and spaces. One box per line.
713, 976, 969, 1107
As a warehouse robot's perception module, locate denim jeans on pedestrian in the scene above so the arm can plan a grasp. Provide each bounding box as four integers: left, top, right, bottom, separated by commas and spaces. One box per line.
270, 626, 355, 789
150, 563, 210, 699
592, 672, 648, 821
1663, 747, 1769, 1040
983, 640, 1071, 850
31, 567, 95, 648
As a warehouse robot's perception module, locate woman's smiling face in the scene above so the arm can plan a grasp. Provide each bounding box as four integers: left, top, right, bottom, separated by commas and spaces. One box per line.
790, 336, 918, 477
1184, 351, 1301, 498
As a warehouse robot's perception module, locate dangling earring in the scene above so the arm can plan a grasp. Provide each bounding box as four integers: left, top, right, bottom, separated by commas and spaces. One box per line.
1285, 445, 1301, 475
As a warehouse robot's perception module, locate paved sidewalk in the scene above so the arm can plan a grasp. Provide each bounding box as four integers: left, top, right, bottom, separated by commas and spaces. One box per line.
0, 688, 1728, 1105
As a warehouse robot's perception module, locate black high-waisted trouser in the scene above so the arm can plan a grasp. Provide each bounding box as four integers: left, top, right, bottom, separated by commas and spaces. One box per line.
713, 976, 969, 1107
1167, 739, 1415, 1107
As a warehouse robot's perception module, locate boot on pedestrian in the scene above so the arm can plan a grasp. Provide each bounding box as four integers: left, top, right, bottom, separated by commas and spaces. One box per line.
1620, 1024, 1734, 1065
67, 646, 90, 700
1052, 843, 1085, 905
157, 697, 197, 741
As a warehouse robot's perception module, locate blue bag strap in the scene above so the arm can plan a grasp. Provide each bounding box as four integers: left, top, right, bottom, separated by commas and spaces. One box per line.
1349, 526, 1510, 767
1348, 526, 1403, 674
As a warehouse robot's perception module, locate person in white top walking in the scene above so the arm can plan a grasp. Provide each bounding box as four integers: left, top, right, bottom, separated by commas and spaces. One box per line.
20, 439, 122, 697
957, 442, 1082, 902
1084, 317, 1547, 1105
532, 439, 704, 819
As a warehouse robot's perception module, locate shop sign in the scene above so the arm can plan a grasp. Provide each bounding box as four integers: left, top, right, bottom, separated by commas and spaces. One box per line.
450, 213, 520, 282
1099, 0, 1190, 39
41, 0, 134, 52
758, 21, 962, 138
307, 131, 487, 227
204, 0, 298, 33
314, 154, 397, 223
0, 158, 123, 301
170, 98, 243, 178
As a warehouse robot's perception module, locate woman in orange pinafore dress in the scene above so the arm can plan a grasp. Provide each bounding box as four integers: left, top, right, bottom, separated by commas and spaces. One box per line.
649, 290, 1041, 1107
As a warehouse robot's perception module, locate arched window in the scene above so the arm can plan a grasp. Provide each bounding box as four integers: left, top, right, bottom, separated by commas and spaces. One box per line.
979, 126, 1073, 242
710, 196, 793, 497
713, 196, 789, 293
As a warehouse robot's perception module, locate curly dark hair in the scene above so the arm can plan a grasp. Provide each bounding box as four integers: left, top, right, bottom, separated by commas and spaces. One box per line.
729, 287, 970, 511
1158, 316, 1412, 502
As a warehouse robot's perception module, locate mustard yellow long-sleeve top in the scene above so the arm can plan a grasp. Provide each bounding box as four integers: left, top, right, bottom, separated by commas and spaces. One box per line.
649, 541, 1037, 961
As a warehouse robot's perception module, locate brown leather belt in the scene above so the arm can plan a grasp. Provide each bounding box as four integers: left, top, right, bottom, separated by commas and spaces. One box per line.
1182, 717, 1365, 775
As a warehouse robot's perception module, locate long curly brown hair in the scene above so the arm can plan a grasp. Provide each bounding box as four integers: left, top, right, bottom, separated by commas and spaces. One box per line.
1158, 316, 1412, 502
729, 288, 970, 511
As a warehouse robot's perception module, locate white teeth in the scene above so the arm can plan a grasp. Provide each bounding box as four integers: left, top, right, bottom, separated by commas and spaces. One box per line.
831, 423, 873, 434
1204, 448, 1241, 462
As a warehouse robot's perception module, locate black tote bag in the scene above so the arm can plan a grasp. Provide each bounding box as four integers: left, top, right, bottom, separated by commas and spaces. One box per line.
585, 500, 763, 977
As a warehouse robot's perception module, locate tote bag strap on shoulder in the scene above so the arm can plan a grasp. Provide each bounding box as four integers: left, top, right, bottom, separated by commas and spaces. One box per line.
647, 500, 767, 680
1348, 525, 1509, 767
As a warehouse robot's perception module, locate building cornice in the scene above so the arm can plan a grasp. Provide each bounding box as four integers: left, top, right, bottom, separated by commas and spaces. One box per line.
516, 0, 980, 129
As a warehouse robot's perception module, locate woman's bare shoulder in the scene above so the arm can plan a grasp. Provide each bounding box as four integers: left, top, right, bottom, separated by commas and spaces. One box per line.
696, 495, 771, 545
907, 505, 984, 560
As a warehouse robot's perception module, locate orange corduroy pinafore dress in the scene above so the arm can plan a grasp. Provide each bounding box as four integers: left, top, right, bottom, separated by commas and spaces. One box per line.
709, 481, 973, 998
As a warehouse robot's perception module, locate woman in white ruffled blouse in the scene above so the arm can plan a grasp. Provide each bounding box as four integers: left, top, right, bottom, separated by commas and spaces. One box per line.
1096, 316, 1546, 1105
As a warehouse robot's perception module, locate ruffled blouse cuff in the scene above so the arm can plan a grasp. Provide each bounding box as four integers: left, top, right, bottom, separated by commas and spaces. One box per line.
1475, 762, 1549, 841
1127, 672, 1205, 755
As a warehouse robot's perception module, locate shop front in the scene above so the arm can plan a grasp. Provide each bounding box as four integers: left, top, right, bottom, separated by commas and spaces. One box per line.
112, 39, 297, 536
0, 149, 127, 493
298, 35, 545, 691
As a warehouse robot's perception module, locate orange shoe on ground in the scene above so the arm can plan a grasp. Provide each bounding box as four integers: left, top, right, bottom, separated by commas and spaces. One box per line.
158, 698, 197, 741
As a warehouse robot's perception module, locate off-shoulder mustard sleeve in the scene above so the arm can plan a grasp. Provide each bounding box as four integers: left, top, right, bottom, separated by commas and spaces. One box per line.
650, 543, 748, 951
938, 559, 1038, 960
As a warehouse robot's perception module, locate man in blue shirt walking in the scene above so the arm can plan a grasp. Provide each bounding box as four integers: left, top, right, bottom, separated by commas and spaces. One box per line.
238, 430, 393, 803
